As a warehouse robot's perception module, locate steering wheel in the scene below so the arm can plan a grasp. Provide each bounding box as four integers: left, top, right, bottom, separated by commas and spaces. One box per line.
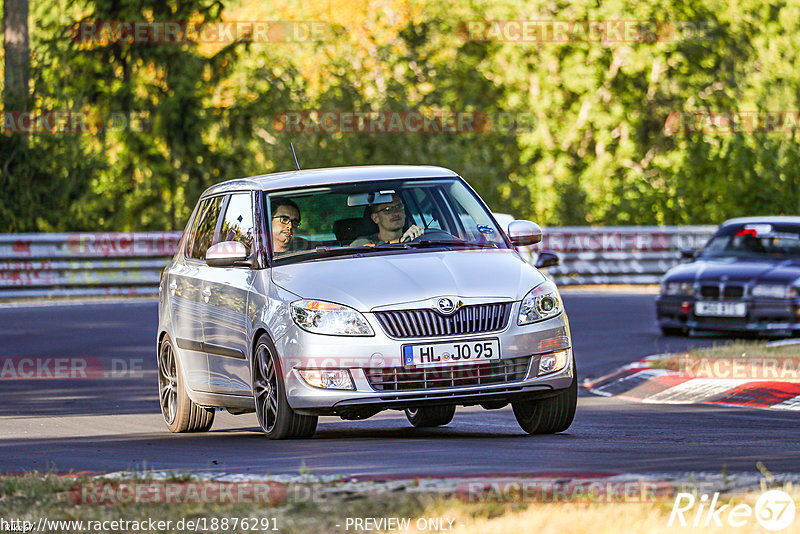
403, 228, 456, 243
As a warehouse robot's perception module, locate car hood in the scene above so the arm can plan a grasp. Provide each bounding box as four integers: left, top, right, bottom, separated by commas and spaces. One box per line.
270, 249, 545, 311
664, 257, 800, 285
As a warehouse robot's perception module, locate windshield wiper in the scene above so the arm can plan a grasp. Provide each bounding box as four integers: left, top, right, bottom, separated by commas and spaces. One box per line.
404, 239, 499, 249
275, 243, 411, 261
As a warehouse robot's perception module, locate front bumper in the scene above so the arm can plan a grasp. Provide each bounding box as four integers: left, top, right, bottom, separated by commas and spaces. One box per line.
656, 295, 800, 333
275, 309, 574, 414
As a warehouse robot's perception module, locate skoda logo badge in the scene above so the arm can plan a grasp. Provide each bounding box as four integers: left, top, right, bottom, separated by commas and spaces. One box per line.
436, 297, 459, 315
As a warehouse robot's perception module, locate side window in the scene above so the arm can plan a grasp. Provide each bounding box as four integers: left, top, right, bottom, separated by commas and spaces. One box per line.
216, 193, 255, 254
188, 196, 224, 260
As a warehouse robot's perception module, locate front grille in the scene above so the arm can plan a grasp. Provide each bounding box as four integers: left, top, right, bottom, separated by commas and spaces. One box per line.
723, 285, 744, 298
700, 285, 720, 298
375, 303, 512, 338
365, 356, 531, 391
699, 285, 744, 299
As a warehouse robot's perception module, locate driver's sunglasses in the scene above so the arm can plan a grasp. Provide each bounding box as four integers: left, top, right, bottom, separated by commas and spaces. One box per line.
272, 215, 302, 229
374, 204, 404, 215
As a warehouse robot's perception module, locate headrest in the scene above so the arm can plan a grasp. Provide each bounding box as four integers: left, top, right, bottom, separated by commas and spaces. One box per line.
333, 217, 378, 243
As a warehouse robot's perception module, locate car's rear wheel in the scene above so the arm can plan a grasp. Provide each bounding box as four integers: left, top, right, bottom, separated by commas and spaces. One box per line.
512, 370, 577, 435
252, 335, 317, 440
405, 405, 456, 427
158, 335, 215, 433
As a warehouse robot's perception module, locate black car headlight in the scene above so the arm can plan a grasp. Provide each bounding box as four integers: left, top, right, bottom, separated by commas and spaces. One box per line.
518, 281, 563, 325
662, 282, 694, 296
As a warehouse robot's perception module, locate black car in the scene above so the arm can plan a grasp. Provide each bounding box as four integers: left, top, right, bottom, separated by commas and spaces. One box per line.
656, 217, 800, 336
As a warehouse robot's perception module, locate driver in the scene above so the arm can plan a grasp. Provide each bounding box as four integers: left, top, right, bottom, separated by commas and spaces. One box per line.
350, 194, 424, 245
270, 197, 302, 255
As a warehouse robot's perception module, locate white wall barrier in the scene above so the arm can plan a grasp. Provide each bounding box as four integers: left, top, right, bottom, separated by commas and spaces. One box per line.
0, 227, 716, 298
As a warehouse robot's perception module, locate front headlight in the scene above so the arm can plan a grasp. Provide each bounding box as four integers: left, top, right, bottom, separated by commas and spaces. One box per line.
518, 280, 563, 325
751, 284, 791, 299
291, 300, 374, 336
662, 282, 694, 296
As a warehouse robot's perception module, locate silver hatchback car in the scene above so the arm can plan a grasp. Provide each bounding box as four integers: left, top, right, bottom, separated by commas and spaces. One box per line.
157, 165, 576, 439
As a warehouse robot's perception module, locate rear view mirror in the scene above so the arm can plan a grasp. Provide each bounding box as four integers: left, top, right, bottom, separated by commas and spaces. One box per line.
206, 241, 251, 268
508, 220, 543, 246
680, 248, 697, 261
347, 191, 395, 207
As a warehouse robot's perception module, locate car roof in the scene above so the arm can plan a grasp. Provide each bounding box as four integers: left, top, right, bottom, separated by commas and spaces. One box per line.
200, 165, 459, 197
721, 216, 800, 226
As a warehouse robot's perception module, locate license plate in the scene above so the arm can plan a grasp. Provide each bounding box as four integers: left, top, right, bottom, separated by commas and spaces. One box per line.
695, 301, 746, 317
403, 339, 501, 368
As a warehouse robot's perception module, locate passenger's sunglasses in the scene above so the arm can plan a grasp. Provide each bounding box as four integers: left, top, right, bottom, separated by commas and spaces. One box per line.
373, 204, 405, 215
272, 215, 302, 229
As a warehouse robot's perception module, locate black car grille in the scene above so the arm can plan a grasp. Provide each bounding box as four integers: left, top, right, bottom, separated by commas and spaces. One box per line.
365, 356, 531, 391
700, 285, 720, 298
375, 303, 512, 338
699, 284, 744, 299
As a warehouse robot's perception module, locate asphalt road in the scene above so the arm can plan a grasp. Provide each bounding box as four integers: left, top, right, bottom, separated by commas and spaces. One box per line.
1, 293, 798, 477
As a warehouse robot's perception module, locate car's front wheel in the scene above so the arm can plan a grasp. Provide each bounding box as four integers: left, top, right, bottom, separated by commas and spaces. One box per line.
158, 335, 215, 433
252, 335, 317, 440
405, 405, 456, 427
512, 371, 577, 435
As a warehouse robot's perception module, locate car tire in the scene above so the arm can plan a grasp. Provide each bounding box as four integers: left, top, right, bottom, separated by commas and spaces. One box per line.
252, 335, 317, 440
512, 366, 577, 435
158, 335, 215, 433
660, 325, 686, 336
405, 405, 456, 427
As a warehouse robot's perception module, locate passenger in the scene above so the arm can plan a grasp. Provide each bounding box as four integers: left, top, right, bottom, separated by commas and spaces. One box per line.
351, 194, 424, 245
270, 198, 302, 255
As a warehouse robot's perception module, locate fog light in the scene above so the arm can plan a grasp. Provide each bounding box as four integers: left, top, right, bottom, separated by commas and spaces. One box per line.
538, 350, 569, 375
297, 369, 355, 390
680, 301, 691, 314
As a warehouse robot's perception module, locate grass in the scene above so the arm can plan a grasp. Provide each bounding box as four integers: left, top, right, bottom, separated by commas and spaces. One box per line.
0, 473, 798, 533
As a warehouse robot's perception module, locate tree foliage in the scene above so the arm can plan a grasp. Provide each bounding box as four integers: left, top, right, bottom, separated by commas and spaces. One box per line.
1, 0, 799, 231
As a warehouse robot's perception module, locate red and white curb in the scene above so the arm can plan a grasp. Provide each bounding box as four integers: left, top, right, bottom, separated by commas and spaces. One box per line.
583, 350, 800, 411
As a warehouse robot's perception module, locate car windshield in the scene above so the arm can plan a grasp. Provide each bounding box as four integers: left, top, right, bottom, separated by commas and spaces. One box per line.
700, 223, 800, 259
264, 178, 508, 263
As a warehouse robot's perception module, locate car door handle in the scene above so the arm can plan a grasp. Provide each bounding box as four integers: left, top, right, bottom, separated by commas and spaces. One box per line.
203, 287, 211, 302
169, 280, 177, 293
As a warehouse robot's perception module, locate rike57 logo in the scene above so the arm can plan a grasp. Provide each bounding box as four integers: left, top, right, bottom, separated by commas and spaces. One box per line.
668, 490, 796, 531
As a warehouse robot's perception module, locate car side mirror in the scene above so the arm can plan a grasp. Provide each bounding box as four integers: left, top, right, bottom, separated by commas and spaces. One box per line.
206, 241, 252, 268
507, 220, 543, 246
535, 250, 560, 269
680, 248, 697, 261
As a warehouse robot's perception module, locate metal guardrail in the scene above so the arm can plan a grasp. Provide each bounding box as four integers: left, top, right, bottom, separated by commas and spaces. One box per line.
520, 226, 717, 285
0, 233, 181, 299
0, 227, 717, 299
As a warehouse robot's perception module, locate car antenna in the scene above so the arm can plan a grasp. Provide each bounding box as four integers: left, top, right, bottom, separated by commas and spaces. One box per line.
290, 142, 301, 171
